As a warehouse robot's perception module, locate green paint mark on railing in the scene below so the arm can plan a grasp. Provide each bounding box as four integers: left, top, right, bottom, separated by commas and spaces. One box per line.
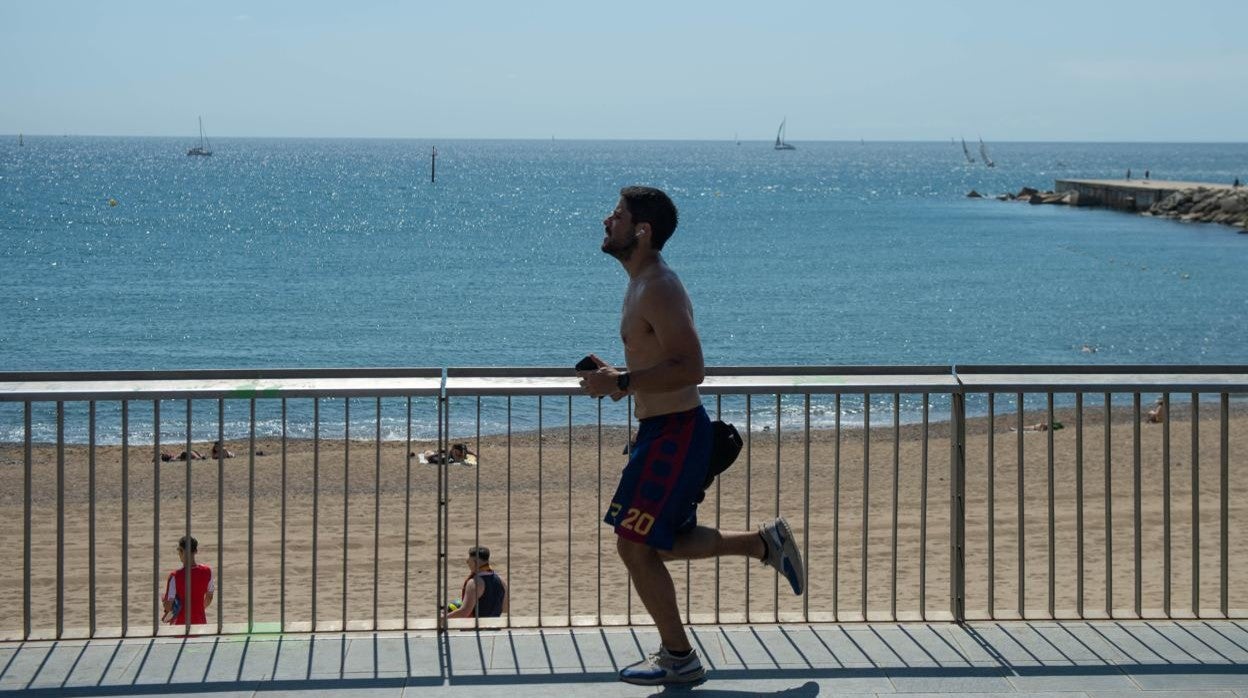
232, 383, 281, 399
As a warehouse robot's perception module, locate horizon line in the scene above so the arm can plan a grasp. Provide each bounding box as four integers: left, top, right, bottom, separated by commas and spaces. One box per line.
5, 133, 1248, 145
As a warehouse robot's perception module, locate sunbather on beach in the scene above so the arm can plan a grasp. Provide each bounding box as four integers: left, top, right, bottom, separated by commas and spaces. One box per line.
421, 443, 476, 465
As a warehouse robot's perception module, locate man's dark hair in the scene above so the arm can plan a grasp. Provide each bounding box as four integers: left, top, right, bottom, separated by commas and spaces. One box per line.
468, 545, 490, 563
178, 535, 199, 553
620, 186, 679, 250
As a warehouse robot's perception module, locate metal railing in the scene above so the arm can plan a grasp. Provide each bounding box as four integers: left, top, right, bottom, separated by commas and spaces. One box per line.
0, 365, 1244, 640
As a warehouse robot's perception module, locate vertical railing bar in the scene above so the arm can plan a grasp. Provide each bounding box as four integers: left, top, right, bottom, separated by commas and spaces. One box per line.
434, 397, 444, 631
281, 399, 288, 632
861, 391, 869, 621
1075, 393, 1084, 619
1104, 392, 1113, 618
1191, 392, 1200, 616
745, 393, 752, 621
507, 396, 513, 629
312, 398, 320, 629
445, 396, 452, 624
216, 400, 224, 632
626, 394, 633, 622
891, 393, 899, 621
1016, 392, 1024, 618
475, 397, 483, 631
89, 401, 97, 637
152, 400, 160, 635
403, 397, 411, 628
802, 393, 811, 621
920, 393, 929, 621
56, 401, 64, 639
538, 395, 543, 624
248, 399, 256, 631
374, 397, 382, 630
343, 398, 350, 629
23, 401, 32, 641
987, 393, 995, 619
184, 399, 193, 637
774, 392, 781, 621
714, 394, 722, 625
951, 389, 967, 623
1133, 393, 1142, 618
121, 401, 129, 637
1162, 392, 1171, 617
601, 397, 606, 624
833, 393, 841, 622
435, 395, 443, 628
1047, 392, 1055, 619
1219, 393, 1228, 618
568, 396, 577, 625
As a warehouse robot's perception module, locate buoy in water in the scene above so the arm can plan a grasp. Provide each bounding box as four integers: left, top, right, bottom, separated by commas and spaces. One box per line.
108, 198, 118, 207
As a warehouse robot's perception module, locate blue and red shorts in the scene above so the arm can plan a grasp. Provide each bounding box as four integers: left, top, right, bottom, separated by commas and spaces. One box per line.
604, 405, 711, 550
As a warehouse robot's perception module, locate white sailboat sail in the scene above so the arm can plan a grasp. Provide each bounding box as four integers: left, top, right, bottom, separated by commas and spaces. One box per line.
774, 118, 796, 150
961, 138, 976, 164
187, 116, 212, 157
979, 137, 995, 167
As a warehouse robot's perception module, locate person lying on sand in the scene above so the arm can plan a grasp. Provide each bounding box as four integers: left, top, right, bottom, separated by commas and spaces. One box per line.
420, 443, 477, 465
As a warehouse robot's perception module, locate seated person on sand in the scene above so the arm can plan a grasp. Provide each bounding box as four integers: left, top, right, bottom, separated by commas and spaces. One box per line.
445, 545, 508, 619
1146, 398, 1166, 423
421, 443, 477, 465
211, 441, 234, 459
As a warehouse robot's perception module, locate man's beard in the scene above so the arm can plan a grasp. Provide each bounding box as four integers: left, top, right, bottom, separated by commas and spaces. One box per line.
601, 234, 638, 262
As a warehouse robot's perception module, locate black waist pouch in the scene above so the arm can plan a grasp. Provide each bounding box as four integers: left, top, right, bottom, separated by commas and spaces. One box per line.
696, 420, 742, 502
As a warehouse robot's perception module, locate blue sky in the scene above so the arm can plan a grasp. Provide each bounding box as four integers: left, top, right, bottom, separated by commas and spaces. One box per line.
2, 0, 1245, 141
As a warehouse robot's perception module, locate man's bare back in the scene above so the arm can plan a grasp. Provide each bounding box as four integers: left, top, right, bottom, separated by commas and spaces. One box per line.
621, 262, 703, 419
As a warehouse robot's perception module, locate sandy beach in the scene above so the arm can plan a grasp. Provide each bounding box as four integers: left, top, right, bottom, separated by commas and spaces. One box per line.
1, 402, 1245, 638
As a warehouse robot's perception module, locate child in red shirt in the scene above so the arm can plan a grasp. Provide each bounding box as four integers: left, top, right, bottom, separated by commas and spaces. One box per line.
162, 535, 215, 625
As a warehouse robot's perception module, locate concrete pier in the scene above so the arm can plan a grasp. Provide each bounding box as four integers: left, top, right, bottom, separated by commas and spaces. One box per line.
1055, 178, 1235, 211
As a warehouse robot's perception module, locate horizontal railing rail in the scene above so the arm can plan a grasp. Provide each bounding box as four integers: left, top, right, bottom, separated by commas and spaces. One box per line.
0, 365, 1244, 641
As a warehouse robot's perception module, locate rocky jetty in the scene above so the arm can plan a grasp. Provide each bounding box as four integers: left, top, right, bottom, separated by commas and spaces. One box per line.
1144, 187, 1248, 230
994, 185, 1248, 231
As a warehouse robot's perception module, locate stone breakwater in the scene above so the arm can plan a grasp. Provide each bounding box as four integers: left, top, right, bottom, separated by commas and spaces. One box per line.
975, 185, 1248, 231
1144, 187, 1248, 228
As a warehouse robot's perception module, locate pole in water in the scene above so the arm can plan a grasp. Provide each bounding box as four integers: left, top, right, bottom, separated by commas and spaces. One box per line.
431, 146, 437, 183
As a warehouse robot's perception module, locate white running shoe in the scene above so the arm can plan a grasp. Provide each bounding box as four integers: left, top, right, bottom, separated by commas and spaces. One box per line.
760, 516, 805, 595
618, 646, 706, 685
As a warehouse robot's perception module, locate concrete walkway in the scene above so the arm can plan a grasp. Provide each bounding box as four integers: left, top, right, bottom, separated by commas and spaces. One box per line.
2, 621, 1247, 696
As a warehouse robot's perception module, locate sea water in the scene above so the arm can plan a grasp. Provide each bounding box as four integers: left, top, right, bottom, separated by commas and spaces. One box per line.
2, 138, 1245, 441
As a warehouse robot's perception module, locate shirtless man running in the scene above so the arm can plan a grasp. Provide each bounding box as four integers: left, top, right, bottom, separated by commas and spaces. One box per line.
578, 186, 805, 686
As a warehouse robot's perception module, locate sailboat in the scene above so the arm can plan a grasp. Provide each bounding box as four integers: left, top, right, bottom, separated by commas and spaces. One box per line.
18, 133, 23, 147
978, 137, 995, 167
187, 116, 212, 157
960, 137, 976, 164
774, 118, 796, 150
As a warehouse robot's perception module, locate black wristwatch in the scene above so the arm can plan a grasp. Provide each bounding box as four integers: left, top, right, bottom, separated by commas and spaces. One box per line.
615, 371, 631, 393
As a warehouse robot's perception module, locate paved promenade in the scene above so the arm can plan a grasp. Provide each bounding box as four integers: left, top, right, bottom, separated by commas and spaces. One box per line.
3, 621, 1247, 696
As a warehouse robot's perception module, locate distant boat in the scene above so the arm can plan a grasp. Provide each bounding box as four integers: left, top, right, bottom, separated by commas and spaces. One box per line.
18, 133, 22, 147
978, 137, 995, 167
774, 118, 796, 150
960, 137, 976, 164
187, 116, 212, 157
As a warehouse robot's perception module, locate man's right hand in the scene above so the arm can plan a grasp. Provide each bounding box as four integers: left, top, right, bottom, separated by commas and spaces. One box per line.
577, 354, 628, 401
